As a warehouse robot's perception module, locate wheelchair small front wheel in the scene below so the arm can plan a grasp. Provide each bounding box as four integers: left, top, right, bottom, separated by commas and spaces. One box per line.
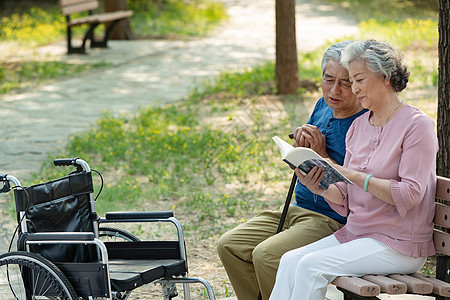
0, 251, 77, 299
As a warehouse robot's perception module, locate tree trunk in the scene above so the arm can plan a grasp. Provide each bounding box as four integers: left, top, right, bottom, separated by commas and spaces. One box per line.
275, 0, 298, 95
437, 0, 450, 177
104, 0, 135, 40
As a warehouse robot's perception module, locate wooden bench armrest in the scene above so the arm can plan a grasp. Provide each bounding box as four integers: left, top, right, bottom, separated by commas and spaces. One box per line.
332, 276, 380, 296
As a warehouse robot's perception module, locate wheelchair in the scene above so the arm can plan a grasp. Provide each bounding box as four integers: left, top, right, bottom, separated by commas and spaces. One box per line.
0, 158, 216, 299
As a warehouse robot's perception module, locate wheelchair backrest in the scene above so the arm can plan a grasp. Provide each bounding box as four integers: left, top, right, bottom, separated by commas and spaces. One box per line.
14, 171, 98, 263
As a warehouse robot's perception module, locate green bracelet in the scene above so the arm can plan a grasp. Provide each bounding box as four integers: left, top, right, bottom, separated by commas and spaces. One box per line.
364, 174, 373, 192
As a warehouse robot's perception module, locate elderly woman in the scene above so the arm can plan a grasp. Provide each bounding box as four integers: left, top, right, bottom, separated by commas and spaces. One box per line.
269, 40, 438, 300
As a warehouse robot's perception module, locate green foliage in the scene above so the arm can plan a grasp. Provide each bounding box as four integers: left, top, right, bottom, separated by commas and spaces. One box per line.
191, 62, 276, 99
0, 0, 228, 46
325, 0, 438, 50
325, 0, 437, 22
129, 0, 228, 38
0, 7, 66, 45
358, 18, 438, 50
95, 177, 144, 212
298, 49, 323, 81
190, 50, 322, 100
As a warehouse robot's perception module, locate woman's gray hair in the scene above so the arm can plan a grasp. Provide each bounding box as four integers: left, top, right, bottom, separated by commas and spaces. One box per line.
341, 40, 410, 92
321, 40, 353, 75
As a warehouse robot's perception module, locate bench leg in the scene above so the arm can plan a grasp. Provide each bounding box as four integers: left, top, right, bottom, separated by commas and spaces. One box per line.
66, 19, 126, 53
90, 19, 123, 48
66, 25, 90, 54
436, 255, 450, 300
84, 24, 102, 48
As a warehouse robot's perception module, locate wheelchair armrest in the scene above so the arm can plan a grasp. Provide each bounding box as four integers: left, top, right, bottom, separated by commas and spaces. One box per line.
99, 211, 187, 262
25, 232, 95, 241
104, 211, 174, 220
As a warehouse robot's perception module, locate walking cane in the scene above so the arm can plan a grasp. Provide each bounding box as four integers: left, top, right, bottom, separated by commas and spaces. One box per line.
257, 171, 297, 300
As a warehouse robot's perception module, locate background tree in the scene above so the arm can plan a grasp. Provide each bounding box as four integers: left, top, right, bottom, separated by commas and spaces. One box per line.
275, 0, 298, 95
437, 0, 449, 177
104, 0, 135, 40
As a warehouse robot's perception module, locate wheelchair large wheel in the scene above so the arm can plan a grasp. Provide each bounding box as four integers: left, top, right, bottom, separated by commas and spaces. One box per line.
99, 227, 140, 242
0, 251, 77, 299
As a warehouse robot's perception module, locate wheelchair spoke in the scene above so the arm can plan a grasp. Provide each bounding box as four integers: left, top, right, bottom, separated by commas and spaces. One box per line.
99, 227, 140, 242
0, 252, 77, 299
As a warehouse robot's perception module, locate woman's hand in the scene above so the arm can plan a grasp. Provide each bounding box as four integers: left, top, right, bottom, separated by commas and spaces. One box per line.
325, 158, 354, 180
295, 166, 324, 195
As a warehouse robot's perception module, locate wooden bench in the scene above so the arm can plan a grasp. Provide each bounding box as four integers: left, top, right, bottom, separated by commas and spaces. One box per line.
59, 0, 133, 54
331, 175, 450, 300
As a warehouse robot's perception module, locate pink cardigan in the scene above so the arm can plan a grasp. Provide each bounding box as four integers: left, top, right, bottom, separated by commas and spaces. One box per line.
328, 105, 438, 257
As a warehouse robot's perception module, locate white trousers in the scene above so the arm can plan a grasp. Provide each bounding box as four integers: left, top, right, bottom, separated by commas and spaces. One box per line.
269, 235, 426, 300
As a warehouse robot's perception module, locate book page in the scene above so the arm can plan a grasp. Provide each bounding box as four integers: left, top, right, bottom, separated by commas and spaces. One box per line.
284, 147, 322, 167
273, 135, 352, 189
272, 135, 293, 159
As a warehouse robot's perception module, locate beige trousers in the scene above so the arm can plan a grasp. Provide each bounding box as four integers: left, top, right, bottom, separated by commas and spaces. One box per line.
217, 205, 343, 300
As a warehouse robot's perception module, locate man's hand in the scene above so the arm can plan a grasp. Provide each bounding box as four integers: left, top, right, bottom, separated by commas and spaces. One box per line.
292, 125, 327, 158
292, 126, 309, 148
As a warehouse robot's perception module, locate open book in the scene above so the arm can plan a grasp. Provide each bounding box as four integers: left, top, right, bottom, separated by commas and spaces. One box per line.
272, 135, 352, 190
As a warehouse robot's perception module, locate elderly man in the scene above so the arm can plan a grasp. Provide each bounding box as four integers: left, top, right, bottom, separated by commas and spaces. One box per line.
217, 41, 367, 300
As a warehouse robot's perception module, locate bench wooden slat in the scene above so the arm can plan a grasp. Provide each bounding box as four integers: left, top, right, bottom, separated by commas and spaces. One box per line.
437, 176, 450, 202
388, 274, 433, 294
434, 202, 450, 228
412, 272, 450, 296
434, 229, 450, 256
331, 276, 380, 296
60, 1, 99, 16
362, 274, 406, 294
67, 10, 133, 26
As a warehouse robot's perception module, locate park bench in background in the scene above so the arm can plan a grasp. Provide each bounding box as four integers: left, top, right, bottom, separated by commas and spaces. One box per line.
59, 0, 133, 54
332, 175, 450, 300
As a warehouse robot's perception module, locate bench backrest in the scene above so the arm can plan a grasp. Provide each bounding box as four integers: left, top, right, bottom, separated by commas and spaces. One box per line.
59, 0, 99, 16
434, 176, 450, 256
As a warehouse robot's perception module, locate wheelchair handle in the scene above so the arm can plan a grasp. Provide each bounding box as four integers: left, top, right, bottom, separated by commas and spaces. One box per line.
53, 158, 91, 172
0, 174, 22, 192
